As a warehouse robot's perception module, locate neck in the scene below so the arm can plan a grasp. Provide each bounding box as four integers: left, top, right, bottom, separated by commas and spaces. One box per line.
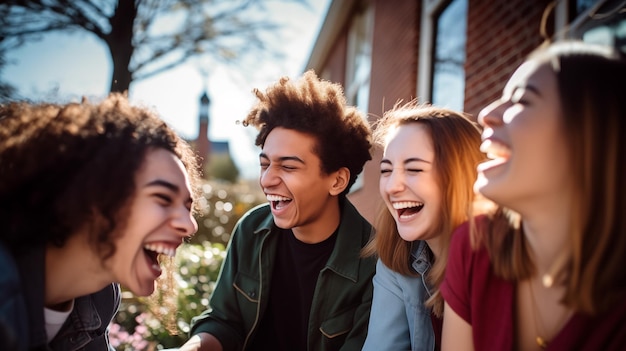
426, 236, 443, 260
512, 186, 573, 278
521, 212, 570, 281
291, 197, 341, 244
45, 235, 112, 308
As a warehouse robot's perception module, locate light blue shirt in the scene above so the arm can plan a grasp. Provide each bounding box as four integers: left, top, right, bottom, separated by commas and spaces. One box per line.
362, 240, 435, 351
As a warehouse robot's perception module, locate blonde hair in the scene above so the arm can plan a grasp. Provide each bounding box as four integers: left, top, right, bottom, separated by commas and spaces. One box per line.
363, 100, 485, 316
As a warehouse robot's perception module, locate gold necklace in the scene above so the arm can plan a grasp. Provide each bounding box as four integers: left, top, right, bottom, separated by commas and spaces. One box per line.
527, 278, 574, 350
527, 280, 549, 349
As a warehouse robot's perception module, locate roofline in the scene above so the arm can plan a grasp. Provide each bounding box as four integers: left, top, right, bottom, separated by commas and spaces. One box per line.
303, 0, 359, 72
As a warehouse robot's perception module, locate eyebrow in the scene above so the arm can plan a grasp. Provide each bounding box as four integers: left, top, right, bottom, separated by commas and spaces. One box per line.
146, 179, 180, 192
259, 153, 305, 164
513, 83, 542, 97
381, 157, 431, 166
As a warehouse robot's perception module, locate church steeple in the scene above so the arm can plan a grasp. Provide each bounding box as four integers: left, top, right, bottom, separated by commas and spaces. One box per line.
196, 91, 211, 175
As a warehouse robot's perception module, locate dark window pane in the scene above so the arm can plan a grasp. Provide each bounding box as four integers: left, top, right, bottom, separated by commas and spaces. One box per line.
432, 0, 468, 111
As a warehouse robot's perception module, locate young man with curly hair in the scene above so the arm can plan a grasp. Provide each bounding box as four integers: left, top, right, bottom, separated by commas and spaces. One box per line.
180, 70, 376, 351
0, 94, 200, 350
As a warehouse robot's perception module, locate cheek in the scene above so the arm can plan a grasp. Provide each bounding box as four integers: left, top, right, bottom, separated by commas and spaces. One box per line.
378, 178, 387, 195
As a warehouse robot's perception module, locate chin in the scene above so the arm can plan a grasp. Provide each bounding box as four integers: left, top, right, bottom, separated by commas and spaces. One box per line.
128, 281, 157, 297
398, 230, 420, 242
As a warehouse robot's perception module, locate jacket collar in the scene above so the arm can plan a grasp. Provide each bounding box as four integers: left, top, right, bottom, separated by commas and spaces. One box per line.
323, 198, 369, 282
252, 198, 371, 283
14, 246, 48, 347
410, 240, 432, 276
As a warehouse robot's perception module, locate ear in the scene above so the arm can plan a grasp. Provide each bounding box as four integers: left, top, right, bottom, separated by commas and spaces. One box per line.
329, 167, 350, 196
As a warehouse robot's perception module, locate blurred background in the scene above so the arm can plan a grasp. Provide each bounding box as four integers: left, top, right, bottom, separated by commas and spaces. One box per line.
0, 0, 331, 349
1, 0, 331, 180
1, 0, 623, 349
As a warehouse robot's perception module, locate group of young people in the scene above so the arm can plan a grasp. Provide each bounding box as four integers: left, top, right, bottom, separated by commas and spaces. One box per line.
0, 39, 624, 351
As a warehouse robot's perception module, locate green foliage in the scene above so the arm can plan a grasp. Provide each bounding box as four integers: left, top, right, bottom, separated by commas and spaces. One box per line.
192, 179, 264, 246
206, 153, 240, 183
110, 241, 226, 349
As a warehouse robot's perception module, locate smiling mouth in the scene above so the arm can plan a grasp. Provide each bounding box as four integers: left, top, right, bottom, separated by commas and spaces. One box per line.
392, 201, 424, 219
480, 139, 510, 161
266, 194, 292, 210
143, 243, 177, 272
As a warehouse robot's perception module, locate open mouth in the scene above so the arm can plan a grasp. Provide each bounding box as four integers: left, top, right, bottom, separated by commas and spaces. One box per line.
480, 139, 510, 161
143, 243, 177, 276
392, 201, 424, 219
478, 139, 511, 172
266, 194, 292, 210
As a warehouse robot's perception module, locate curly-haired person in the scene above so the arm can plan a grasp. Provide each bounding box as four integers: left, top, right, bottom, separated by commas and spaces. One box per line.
179, 70, 376, 351
0, 93, 201, 351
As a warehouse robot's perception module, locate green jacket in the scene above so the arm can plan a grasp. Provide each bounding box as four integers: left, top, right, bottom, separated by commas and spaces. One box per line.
190, 198, 376, 351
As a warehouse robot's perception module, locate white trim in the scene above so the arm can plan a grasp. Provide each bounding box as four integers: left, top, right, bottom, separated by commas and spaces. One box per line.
304, 0, 358, 73
554, 0, 571, 40
345, 4, 373, 110
417, 0, 448, 104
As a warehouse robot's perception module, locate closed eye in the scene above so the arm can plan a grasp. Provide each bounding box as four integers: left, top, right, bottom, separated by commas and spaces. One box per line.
154, 193, 173, 205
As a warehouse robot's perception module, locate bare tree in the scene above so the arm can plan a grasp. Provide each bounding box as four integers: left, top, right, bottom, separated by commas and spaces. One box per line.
0, 53, 17, 102
0, 0, 308, 93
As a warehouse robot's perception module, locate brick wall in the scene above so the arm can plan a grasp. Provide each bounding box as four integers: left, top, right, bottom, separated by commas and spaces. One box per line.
464, 0, 553, 119
348, 0, 420, 224
309, 0, 557, 223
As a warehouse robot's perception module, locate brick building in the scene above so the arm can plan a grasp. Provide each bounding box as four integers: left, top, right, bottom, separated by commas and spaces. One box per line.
304, 0, 625, 223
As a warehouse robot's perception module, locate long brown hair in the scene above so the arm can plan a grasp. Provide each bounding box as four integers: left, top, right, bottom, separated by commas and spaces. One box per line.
363, 100, 485, 316
475, 40, 626, 315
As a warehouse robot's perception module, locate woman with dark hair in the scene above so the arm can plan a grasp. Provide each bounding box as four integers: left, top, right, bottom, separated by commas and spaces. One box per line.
0, 93, 201, 350
441, 40, 626, 350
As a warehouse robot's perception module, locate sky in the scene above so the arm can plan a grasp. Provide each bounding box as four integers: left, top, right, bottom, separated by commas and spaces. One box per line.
2, 0, 331, 180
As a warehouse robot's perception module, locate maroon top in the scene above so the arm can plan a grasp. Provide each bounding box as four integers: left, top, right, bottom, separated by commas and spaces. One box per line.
440, 216, 626, 350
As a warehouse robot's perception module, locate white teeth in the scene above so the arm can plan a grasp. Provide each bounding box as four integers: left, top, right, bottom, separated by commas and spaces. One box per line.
480, 139, 511, 160
144, 243, 176, 257
392, 201, 423, 209
266, 194, 292, 202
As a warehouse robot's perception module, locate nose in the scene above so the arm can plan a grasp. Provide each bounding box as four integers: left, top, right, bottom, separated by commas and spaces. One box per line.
381, 169, 406, 195
259, 166, 279, 189
477, 100, 506, 128
172, 207, 198, 237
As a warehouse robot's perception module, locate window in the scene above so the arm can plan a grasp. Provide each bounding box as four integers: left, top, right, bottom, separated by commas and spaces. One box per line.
418, 0, 468, 111
345, 3, 373, 193
558, 0, 626, 54
431, 0, 468, 111
345, 4, 373, 115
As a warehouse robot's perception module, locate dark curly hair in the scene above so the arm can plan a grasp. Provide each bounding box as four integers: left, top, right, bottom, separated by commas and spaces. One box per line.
0, 93, 201, 259
241, 70, 372, 196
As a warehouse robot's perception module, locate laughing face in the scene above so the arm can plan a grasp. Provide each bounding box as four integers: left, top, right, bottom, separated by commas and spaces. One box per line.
475, 59, 571, 213
379, 123, 441, 245
106, 148, 197, 296
259, 127, 344, 242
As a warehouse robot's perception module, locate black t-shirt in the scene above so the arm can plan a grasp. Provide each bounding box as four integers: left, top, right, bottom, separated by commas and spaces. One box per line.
248, 227, 338, 351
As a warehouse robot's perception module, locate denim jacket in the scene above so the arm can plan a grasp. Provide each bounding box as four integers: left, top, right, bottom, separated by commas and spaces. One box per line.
362, 240, 435, 351
0, 243, 120, 351
190, 199, 377, 351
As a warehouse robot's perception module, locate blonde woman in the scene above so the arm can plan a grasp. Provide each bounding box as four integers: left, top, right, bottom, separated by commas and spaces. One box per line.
363, 101, 485, 351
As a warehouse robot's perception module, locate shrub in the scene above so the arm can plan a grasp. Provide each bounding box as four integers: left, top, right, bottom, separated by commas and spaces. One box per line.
110, 241, 226, 349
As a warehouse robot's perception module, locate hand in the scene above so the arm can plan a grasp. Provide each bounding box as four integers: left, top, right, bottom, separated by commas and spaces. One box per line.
177, 333, 223, 351
178, 335, 202, 351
